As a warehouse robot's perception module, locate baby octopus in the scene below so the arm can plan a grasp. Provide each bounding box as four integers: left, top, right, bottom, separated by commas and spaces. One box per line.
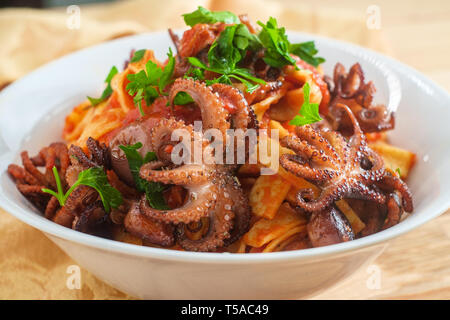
137, 118, 247, 251
280, 103, 412, 220
327, 63, 395, 134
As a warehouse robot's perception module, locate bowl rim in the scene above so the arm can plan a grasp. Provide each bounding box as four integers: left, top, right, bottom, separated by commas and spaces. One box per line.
1, 30, 449, 265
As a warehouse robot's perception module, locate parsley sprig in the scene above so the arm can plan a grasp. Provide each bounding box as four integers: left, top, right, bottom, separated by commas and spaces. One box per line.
173, 91, 194, 105
119, 142, 169, 210
183, 6, 240, 26
289, 82, 322, 126
126, 49, 176, 116
257, 17, 296, 68
42, 166, 123, 213
130, 49, 146, 63
257, 17, 325, 68
87, 66, 118, 106
182, 7, 325, 71
290, 41, 325, 67
187, 25, 265, 93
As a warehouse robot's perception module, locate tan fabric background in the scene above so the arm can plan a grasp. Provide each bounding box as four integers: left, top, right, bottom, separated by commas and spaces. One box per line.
0, 0, 408, 299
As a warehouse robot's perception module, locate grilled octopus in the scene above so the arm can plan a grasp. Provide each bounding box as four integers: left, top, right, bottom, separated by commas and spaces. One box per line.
281, 104, 413, 245
106, 78, 253, 251
326, 63, 395, 134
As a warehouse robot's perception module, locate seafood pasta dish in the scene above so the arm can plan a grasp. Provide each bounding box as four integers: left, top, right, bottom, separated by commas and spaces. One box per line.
7, 7, 415, 253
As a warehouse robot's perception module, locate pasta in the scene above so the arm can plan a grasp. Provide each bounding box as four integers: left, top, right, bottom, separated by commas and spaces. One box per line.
8, 7, 415, 253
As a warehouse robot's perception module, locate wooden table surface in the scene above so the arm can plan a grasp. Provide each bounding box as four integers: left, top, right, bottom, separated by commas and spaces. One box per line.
302, 0, 450, 299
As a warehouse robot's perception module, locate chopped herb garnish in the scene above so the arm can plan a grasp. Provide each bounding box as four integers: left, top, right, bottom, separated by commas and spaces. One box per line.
183, 6, 240, 27
184, 67, 205, 81
119, 142, 169, 210
126, 49, 176, 116
87, 66, 118, 106
289, 82, 322, 126
257, 17, 325, 68
42, 166, 123, 213
130, 49, 146, 63
187, 25, 265, 93
289, 41, 325, 67
234, 23, 262, 51
173, 91, 194, 105
395, 168, 401, 177
257, 17, 296, 68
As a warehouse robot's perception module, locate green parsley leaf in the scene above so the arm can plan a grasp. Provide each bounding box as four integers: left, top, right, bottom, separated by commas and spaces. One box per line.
395, 168, 402, 177
130, 49, 146, 63
234, 23, 261, 51
183, 6, 240, 26
184, 67, 205, 81
74, 167, 123, 212
256, 17, 325, 68
173, 91, 194, 105
289, 41, 325, 67
159, 48, 176, 94
87, 66, 118, 106
126, 49, 176, 116
257, 17, 296, 68
42, 166, 123, 213
289, 82, 323, 126
119, 142, 169, 210
42, 166, 66, 207
187, 25, 265, 93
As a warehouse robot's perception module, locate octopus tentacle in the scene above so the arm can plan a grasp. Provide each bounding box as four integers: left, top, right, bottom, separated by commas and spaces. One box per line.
140, 163, 209, 185
10, 143, 72, 215
124, 201, 175, 246
210, 83, 251, 130
345, 181, 386, 204
336, 103, 385, 181
21, 151, 46, 186
176, 176, 235, 252
359, 147, 385, 181
295, 125, 341, 161
320, 130, 350, 164
139, 118, 220, 225
169, 79, 230, 135
281, 135, 339, 169
143, 117, 214, 185
222, 174, 251, 246
86, 137, 110, 169
139, 182, 217, 224
381, 192, 403, 230
294, 180, 385, 212
281, 101, 388, 213
280, 154, 339, 182
377, 172, 413, 212
44, 196, 60, 219
307, 206, 354, 247
69, 138, 109, 169
7, 164, 40, 185
149, 117, 197, 163
328, 63, 394, 133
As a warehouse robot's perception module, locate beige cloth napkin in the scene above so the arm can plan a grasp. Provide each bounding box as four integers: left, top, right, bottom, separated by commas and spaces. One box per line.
0, 0, 389, 299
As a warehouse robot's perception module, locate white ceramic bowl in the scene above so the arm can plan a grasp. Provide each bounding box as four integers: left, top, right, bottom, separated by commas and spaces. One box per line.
0, 31, 449, 299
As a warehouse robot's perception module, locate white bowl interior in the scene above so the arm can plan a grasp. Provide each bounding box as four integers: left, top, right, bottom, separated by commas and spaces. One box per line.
0, 31, 449, 264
